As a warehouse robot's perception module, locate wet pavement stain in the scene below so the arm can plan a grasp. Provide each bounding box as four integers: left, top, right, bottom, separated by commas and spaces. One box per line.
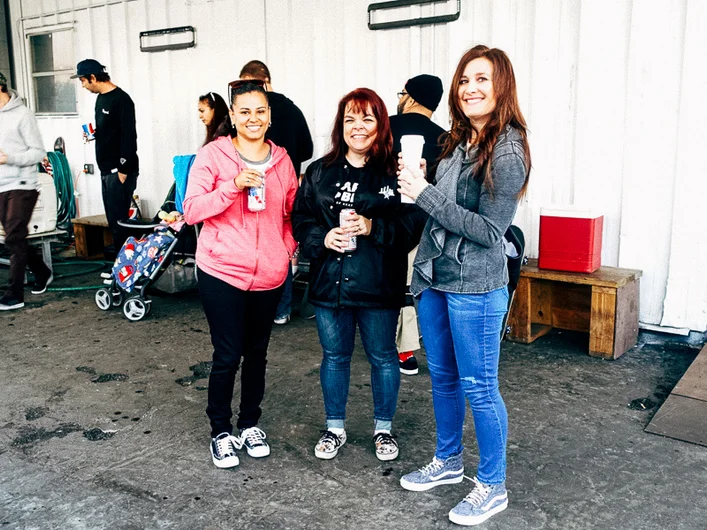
25, 407, 48, 421
76, 366, 97, 375
94, 475, 160, 502
175, 361, 212, 386
92, 373, 129, 383
628, 397, 657, 411
83, 428, 116, 441
12, 423, 82, 447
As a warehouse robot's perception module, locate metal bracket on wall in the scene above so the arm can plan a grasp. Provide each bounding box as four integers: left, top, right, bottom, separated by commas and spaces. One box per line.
368, 0, 460, 30
139, 26, 196, 53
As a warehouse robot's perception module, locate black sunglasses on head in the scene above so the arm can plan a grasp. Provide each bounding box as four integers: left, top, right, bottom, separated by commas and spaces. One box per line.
228, 78, 266, 90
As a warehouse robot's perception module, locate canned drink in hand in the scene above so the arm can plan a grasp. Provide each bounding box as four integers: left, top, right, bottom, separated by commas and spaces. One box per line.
82, 123, 95, 141
339, 208, 357, 252
247, 174, 266, 212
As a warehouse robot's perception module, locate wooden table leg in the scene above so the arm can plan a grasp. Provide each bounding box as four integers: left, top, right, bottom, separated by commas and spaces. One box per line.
73, 223, 89, 259
589, 286, 617, 358
508, 276, 532, 342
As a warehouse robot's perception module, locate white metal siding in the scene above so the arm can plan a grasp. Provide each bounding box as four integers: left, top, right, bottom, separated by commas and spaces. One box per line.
7, 0, 706, 331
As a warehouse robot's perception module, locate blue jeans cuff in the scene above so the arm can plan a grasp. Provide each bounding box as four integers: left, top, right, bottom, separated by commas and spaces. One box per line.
326, 419, 345, 430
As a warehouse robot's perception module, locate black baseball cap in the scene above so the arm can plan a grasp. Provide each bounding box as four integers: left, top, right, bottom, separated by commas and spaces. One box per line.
70, 59, 106, 79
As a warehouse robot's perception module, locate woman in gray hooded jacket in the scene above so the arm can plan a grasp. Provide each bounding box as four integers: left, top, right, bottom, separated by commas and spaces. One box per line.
0, 72, 51, 310
397, 46, 531, 526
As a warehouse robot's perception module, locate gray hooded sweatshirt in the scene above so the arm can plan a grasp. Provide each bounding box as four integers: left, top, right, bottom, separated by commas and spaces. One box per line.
0, 90, 46, 194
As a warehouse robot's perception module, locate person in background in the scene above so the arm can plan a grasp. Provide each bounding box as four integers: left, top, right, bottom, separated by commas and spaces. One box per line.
0, 71, 51, 311
183, 81, 298, 469
197, 91, 230, 146
238, 60, 314, 325
73, 59, 139, 255
398, 45, 531, 526
293, 88, 425, 463
390, 74, 446, 375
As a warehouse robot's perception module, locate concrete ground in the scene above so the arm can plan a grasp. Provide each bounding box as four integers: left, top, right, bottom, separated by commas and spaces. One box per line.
1, 255, 706, 530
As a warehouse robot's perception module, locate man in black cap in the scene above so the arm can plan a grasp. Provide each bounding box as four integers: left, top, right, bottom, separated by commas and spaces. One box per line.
390, 74, 446, 376
73, 59, 138, 254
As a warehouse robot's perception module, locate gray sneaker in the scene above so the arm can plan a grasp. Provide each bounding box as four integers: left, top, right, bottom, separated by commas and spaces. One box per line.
400, 452, 464, 491
448, 477, 508, 526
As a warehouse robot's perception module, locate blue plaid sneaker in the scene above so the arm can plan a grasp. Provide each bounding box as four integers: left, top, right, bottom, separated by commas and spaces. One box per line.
448, 477, 508, 526
400, 452, 464, 491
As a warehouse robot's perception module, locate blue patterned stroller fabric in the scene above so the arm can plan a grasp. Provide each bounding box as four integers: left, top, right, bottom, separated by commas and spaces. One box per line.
112, 226, 175, 293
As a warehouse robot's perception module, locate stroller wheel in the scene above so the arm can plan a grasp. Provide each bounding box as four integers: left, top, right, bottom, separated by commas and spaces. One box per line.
123, 296, 148, 321
95, 288, 112, 311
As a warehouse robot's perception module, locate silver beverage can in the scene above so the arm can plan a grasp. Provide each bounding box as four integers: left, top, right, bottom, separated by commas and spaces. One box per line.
247, 176, 266, 212
339, 208, 357, 252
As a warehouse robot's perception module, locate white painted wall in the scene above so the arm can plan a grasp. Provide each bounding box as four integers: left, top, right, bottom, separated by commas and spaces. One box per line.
7, 0, 707, 331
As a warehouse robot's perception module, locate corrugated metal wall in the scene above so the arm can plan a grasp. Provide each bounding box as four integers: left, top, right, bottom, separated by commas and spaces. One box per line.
8, 0, 707, 331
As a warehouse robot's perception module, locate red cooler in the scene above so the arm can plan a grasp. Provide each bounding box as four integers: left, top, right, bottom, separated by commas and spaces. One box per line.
538, 207, 603, 273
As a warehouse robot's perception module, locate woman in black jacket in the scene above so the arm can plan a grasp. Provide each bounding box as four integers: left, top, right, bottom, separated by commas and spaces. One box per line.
293, 88, 424, 462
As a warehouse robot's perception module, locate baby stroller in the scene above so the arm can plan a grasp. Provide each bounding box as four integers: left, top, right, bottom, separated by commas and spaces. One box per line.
94, 155, 197, 321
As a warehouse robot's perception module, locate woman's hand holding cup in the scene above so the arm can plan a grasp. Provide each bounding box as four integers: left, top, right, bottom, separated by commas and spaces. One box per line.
324, 228, 350, 253
397, 153, 429, 202
235, 168, 264, 191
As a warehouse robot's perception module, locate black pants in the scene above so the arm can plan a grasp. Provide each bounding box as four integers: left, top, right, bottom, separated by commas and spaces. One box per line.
0, 190, 51, 301
101, 171, 138, 252
198, 268, 283, 437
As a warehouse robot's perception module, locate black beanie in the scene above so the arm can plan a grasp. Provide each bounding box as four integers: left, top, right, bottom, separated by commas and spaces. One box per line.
405, 74, 444, 112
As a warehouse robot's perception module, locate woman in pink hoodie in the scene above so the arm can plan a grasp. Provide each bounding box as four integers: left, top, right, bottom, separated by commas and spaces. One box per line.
183, 80, 298, 469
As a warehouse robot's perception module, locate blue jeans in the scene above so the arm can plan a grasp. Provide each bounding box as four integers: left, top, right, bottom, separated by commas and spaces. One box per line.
418, 287, 509, 485
314, 306, 400, 431
275, 265, 293, 319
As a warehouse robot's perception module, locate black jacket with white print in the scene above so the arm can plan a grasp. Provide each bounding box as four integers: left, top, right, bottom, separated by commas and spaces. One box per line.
293, 156, 426, 309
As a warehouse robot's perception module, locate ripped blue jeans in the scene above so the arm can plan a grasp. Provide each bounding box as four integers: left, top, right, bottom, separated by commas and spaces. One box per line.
418, 287, 509, 485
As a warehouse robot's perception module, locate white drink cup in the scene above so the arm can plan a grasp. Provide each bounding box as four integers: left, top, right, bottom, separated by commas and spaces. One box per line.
400, 135, 425, 203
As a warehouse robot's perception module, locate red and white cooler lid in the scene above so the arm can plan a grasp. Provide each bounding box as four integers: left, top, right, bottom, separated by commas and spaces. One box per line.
540, 205, 602, 219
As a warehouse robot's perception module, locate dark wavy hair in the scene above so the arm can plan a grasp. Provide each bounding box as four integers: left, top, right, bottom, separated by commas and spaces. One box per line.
323, 88, 395, 175
198, 92, 230, 146
225, 82, 270, 139
440, 45, 531, 195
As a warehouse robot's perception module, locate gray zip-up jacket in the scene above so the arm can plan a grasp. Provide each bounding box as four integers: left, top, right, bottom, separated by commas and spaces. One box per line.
0, 90, 46, 194
411, 125, 527, 296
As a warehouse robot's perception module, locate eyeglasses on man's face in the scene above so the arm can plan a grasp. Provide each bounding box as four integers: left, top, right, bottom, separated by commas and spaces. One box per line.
397, 91, 408, 99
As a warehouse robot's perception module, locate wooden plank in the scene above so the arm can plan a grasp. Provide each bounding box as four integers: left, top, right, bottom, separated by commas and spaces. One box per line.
507, 276, 532, 342
71, 214, 109, 227
589, 286, 617, 358
612, 279, 640, 358
645, 394, 707, 447
550, 283, 591, 332
673, 344, 707, 402
71, 215, 112, 260
529, 323, 553, 341
531, 279, 553, 326
522, 258, 642, 288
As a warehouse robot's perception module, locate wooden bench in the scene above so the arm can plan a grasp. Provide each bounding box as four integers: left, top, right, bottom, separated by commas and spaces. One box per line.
71, 214, 113, 259
506, 258, 642, 359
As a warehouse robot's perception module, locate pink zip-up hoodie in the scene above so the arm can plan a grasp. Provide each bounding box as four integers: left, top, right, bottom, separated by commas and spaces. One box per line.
183, 136, 298, 291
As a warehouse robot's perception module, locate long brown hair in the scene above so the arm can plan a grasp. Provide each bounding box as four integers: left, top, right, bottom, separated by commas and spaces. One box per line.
323, 88, 395, 175
440, 45, 531, 194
